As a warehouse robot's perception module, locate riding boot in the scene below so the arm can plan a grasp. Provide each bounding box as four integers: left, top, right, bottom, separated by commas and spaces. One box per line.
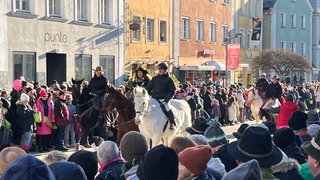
167, 110, 176, 130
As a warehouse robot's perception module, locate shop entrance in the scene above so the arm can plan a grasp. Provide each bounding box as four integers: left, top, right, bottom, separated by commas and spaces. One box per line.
46, 53, 66, 86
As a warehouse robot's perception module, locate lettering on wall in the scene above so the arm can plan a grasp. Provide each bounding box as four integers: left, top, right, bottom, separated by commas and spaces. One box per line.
44, 32, 68, 44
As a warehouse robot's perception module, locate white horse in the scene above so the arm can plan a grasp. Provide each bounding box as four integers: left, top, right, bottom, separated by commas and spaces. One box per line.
247, 89, 264, 123
133, 87, 191, 147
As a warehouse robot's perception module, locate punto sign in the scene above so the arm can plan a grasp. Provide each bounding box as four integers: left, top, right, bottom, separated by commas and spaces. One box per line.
44, 32, 68, 44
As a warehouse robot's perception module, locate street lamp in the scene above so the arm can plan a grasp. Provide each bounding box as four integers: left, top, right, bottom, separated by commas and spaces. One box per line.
224, 32, 244, 87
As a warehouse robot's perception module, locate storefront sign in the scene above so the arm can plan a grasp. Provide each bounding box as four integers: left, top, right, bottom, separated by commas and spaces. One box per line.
227, 44, 240, 70
44, 32, 68, 44
203, 49, 214, 55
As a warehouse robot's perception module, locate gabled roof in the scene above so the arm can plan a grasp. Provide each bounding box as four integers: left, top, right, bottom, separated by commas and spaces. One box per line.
263, 0, 278, 8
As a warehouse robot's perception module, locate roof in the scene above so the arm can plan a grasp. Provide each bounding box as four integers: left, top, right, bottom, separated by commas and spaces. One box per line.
263, 0, 277, 8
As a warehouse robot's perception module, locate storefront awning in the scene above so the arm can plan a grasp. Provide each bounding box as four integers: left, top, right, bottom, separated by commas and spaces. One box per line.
179, 60, 226, 71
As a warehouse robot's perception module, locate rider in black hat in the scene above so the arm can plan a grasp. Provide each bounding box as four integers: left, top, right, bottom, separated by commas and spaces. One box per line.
132, 67, 150, 89
88, 66, 109, 107
147, 62, 176, 129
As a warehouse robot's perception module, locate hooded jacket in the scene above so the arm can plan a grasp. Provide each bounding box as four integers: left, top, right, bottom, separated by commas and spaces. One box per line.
276, 102, 300, 129
271, 158, 304, 180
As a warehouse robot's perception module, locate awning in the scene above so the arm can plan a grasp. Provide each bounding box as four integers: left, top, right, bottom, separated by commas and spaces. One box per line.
179, 59, 226, 71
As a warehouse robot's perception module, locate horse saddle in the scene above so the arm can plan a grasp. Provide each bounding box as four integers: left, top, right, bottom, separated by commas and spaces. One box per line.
156, 99, 170, 117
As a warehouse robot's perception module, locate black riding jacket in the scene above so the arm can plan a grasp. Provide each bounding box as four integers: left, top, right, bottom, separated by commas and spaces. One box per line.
147, 73, 176, 102
266, 82, 282, 99
256, 78, 269, 92
88, 74, 108, 96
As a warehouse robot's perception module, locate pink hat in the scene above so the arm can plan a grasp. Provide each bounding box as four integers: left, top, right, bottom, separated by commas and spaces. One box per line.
12, 79, 22, 91
39, 89, 48, 97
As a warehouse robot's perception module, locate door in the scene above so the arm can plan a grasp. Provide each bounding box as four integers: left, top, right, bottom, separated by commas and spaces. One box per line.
46, 53, 66, 86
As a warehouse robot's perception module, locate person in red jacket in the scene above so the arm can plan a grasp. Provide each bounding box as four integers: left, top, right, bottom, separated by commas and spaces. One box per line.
54, 91, 69, 151
276, 94, 299, 129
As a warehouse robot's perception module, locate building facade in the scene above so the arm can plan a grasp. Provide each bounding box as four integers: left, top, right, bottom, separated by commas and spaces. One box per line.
232, 0, 263, 85
263, 0, 313, 82
310, 0, 320, 80
0, 0, 124, 89
124, 0, 172, 77
173, 0, 232, 86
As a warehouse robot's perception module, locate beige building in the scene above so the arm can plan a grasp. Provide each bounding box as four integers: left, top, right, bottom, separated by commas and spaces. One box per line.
0, 0, 124, 89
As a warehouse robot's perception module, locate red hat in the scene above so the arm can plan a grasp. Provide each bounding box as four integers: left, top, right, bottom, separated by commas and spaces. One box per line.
39, 89, 48, 97
178, 145, 212, 176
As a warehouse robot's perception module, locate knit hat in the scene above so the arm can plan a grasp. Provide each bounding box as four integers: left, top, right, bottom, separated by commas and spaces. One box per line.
285, 94, 294, 102
20, 93, 30, 102
0, 154, 55, 180
12, 79, 22, 91
178, 145, 212, 176
39, 89, 48, 97
307, 124, 320, 138
58, 91, 65, 96
232, 123, 249, 140
26, 87, 33, 94
288, 111, 308, 130
120, 131, 148, 163
68, 150, 98, 180
221, 159, 262, 180
49, 161, 87, 180
204, 119, 228, 147
137, 144, 178, 180
307, 110, 320, 124
0, 146, 26, 174
273, 128, 296, 149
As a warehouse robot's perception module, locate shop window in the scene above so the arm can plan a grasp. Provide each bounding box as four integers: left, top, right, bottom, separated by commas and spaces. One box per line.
99, 55, 115, 84
160, 20, 167, 42
13, 52, 36, 81
100, 0, 113, 24
75, 54, 92, 81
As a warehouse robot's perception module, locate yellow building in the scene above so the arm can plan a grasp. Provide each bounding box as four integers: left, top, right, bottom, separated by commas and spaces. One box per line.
124, 0, 171, 76
232, 0, 263, 86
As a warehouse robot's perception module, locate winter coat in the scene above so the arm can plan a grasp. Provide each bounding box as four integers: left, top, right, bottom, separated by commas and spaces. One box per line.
260, 167, 279, 180
316, 88, 320, 102
280, 143, 306, 164
226, 97, 238, 121
201, 91, 213, 113
213, 145, 238, 172
266, 82, 282, 99
147, 73, 176, 102
66, 103, 76, 124
132, 78, 150, 89
192, 171, 216, 180
15, 101, 34, 132
236, 92, 245, 108
95, 160, 124, 180
271, 158, 304, 180
54, 98, 69, 126
256, 78, 269, 92
88, 74, 108, 96
276, 102, 300, 129
122, 165, 139, 180
36, 98, 54, 135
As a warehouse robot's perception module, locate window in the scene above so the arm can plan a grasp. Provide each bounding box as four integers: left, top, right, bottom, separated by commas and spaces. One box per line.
247, 30, 252, 48
240, 0, 245, 14
248, 0, 252, 17
209, 0, 216, 2
146, 19, 154, 42
182, 17, 190, 40
280, 13, 286, 27
131, 16, 141, 41
222, 0, 229, 5
210, 22, 216, 43
299, 42, 305, 55
100, 0, 112, 24
300, 15, 306, 29
254, 0, 259, 17
280, 41, 286, 51
77, 0, 89, 21
13, 52, 36, 81
290, 14, 296, 28
239, 28, 245, 48
196, 20, 204, 41
48, 0, 61, 16
289, 42, 296, 53
99, 55, 115, 84
15, 0, 30, 12
222, 25, 228, 44
160, 20, 167, 42
75, 54, 92, 81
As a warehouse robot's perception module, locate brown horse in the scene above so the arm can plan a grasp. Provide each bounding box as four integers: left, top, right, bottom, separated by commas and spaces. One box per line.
102, 85, 139, 144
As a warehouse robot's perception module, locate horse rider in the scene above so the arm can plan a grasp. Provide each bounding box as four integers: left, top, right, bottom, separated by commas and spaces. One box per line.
88, 66, 109, 109
132, 67, 150, 89
256, 73, 269, 99
260, 75, 282, 118
147, 62, 176, 130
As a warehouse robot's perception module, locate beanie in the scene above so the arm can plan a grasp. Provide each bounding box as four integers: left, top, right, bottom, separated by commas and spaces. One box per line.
204, 120, 228, 147
137, 144, 178, 180
288, 111, 308, 130
26, 87, 33, 94
285, 94, 294, 102
178, 145, 212, 176
49, 161, 87, 180
68, 150, 98, 180
39, 89, 48, 97
20, 93, 30, 102
273, 128, 296, 149
58, 91, 65, 96
307, 124, 320, 138
120, 131, 148, 163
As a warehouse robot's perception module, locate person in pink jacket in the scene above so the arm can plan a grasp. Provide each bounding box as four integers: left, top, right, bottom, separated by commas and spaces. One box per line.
36, 88, 55, 152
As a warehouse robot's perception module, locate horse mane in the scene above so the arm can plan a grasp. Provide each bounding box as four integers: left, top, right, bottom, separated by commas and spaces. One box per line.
133, 86, 149, 98
107, 84, 131, 104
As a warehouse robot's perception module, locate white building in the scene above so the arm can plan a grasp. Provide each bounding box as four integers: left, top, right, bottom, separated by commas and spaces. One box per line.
0, 0, 124, 89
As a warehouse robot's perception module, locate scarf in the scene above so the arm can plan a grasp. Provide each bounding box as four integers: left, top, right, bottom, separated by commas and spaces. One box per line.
41, 99, 49, 116
99, 156, 122, 173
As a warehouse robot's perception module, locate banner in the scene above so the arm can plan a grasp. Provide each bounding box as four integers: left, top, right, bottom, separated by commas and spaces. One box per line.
227, 44, 240, 70
251, 17, 262, 46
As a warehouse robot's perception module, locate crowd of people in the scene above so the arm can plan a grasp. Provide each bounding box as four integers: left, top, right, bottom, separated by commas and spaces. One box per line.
2, 62, 320, 179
